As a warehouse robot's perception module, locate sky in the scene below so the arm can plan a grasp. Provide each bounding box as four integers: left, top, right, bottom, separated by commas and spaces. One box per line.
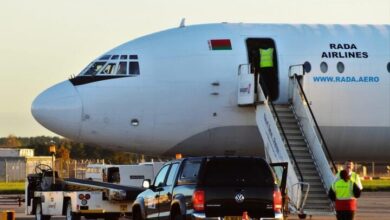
0, 0, 389, 137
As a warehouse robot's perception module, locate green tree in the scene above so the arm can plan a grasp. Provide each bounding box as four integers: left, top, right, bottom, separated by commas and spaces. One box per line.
4, 134, 22, 147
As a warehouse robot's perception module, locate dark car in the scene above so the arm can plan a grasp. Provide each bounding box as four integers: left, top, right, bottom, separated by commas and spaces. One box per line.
132, 156, 288, 220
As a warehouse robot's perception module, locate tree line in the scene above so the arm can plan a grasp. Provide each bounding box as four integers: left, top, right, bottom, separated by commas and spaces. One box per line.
0, 135, 167, 164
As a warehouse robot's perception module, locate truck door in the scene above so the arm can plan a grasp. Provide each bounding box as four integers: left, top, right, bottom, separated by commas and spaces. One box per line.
157, 163, 180, 220
145, 165, 170, 220
270, 162, 288, 210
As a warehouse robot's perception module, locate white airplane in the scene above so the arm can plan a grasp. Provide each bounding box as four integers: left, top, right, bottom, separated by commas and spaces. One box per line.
31, 23, 390, 161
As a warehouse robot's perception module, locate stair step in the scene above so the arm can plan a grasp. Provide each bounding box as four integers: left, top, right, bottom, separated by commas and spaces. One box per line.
277, 124, 300, 129
302, 176, 321, 180
280, 129, 302, 135
310, 186, 327, 191
309, 188, 327, 193
295, 158, 315, 163
305, 205, 332, 210
308, 194, 329, 200
289, 145, 309, 151
288, 151, 311, 157
293, 163, 316, 168
272, 111, 295, 118
278, 118, 298, 123
285, 135, 305, 140
274, 105, 291, 110
289, 150, 311, 155
300, 170, 318, 175
305, 199, 331, 205
289, 140, 307, 145
288, 153, 311, 158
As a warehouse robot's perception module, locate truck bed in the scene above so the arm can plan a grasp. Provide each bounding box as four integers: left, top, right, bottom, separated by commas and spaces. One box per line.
64, 178, 144, 200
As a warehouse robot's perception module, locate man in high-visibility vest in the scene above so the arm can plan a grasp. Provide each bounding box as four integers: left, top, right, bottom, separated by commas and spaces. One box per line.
259, 48, 274, 68
336, 160, 363, 190
329, 170, 361, 220
258, 47, 275, 100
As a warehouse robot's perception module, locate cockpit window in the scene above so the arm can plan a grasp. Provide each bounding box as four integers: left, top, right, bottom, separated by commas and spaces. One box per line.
83, 62, 106, 75
116, 62, 127, 75
99, 55, 111, 60
129, 62, 140, 75
129, 55, 138, 59
100, 63, 117, 75
78, 54, 140, 77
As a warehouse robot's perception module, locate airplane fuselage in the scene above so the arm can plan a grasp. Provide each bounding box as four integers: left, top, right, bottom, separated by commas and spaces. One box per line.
32, 23, 390, 161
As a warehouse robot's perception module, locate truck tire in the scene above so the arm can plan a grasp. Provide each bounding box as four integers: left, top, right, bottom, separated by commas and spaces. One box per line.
65, 200, 80, 220
104, 214, 120, 220
132, 208, 144, 220
35, 202, 51, 220
171, 210, 184, 220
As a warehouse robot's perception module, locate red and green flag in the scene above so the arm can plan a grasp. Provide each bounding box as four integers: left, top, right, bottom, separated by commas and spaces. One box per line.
209, 39, 232, 50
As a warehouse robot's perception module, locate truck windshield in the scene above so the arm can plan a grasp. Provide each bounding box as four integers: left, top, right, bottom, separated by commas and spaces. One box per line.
201, 158, 274, 187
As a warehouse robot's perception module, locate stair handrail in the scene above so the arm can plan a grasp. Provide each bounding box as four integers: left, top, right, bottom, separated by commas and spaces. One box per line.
291, 182, 310, 214
292, 74, 338, 173
259, 76, 305, 182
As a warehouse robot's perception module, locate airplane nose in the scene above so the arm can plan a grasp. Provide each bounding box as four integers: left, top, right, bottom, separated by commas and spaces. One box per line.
31, 80, 82, 139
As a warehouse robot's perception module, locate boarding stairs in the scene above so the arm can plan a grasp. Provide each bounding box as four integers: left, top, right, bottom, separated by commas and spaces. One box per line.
237, 64, 337, 216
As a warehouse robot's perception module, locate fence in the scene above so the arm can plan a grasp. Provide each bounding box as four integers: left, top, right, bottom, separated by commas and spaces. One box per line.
0, 158, 106, 181
54, 159, 106, 179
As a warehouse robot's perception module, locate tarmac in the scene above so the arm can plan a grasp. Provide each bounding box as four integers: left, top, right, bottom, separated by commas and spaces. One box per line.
1, 192, 389, 220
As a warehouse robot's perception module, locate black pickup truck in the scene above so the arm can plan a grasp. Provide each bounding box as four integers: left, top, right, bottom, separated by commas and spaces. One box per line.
132, 156, 288, 220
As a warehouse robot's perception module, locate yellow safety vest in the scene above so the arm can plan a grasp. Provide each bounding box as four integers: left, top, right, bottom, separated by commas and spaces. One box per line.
332, 179, 354, 200
259, 48, 274, 68
336, 171, 362, 189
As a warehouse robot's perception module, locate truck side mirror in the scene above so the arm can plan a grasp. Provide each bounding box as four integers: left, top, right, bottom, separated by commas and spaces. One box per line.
143, 179, 151, 188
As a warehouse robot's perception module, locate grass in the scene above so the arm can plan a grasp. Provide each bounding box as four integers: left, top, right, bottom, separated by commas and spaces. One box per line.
0, 182, 25, 194
362, 179, 390, 191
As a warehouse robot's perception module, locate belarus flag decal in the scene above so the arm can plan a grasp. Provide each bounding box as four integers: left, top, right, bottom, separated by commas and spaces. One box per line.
209, 39, 232, 50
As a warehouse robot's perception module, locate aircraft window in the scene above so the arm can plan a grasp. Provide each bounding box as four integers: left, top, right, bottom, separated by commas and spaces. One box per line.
129, 55, 138, 60
84, 62, 106, 75
99, 55, 111, 60
320, 62, 328, 73
111, 55, 119, 60
337, 62, 345, 73
100, 63, 117, 75
129, 62, 140, 75
120, 55, 128, 60
116, 62, 127, 75
387, 62, 390, 73
303, 61, 311, 73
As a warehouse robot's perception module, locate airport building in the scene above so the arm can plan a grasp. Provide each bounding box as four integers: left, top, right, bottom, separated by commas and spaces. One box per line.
0, 148, 52, 182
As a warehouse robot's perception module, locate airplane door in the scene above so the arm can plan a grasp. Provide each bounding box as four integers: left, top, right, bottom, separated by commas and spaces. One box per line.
246, 38, 279, 101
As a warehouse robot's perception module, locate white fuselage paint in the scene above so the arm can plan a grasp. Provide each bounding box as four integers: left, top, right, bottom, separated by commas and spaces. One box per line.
32, 23, 390, 161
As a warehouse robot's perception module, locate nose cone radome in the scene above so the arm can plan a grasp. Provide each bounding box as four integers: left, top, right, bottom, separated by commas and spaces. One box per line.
31, 80, 82, 139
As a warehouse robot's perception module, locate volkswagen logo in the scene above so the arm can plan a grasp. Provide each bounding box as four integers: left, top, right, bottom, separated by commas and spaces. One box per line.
235, 193, 245, 203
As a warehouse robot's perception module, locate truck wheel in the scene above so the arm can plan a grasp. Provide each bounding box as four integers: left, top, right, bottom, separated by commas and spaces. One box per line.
104, 214, 120, 220
35, 202, 51, 220
65, 200, 80, 220
132, 209, 143, 220
172, 211, 184, 220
